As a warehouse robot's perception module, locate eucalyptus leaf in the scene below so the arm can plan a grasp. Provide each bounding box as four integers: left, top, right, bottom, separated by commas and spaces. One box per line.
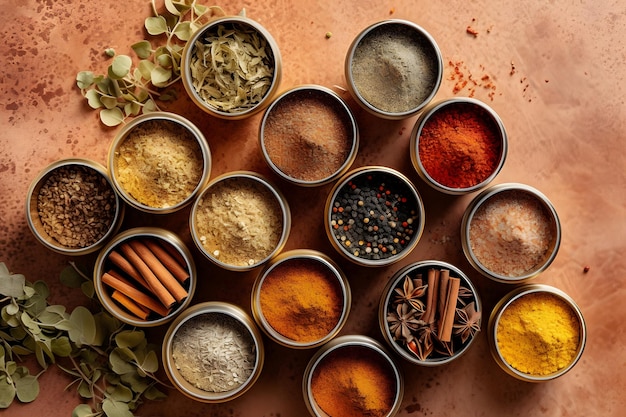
8, 345, 32, 356
100, 108, 125, 127
68, 306, 96, 346
13, 373, 38, 403
72, 403, 93, 417
155, 51, 173, 68
51, 336, 72, 357
105, 48, 116, 57
131, 40, 152, 59
142, 99, 157, 113
107, 383, 133, 402
109, 347, 136, 376
83, 88, 103, 108
4, 303, 18, 316
137, 350, 158, 374
151, 67, 172, 87
60, 266, 85, 289
173, 21, 192, 41
143, 384, 167, 401
110, 55, 132, 79
33, 281, 49, 299
145, 16, 168, 36
138, 59, 156, 80
77, 380, 93, 399
102, 398, 133, 417
164, 0, 181, 16
76, 71, 95, 89
80, 280, 95, 299
115, 330, 145, 349
0, 381, 16, 408
0, 273, 25, 298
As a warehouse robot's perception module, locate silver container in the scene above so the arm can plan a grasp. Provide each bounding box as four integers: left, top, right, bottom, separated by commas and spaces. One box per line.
379, 260, 482, 366
162, 301, 265, 402
259, 85, 359, 187
461, 183, 561, 283
108, 111, 211, 214
345, 19, 443, 120
410, 97, 508, 195
181, 16, 282, 120
26, 158, 124, 256
302, 335, 403, 417
251, 249, 351, 349
488, 284, 587, 382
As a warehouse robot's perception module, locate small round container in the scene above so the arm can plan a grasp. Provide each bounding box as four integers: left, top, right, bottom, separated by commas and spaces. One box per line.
410, 97, 508, 194
379, 260, 482, 366
303, 335, 403, 417
251, 249, 351, 349
345, 19, 443, 119
461, 183, 561, 283
108, 112, 211, 214
181, 15, 282, 119
26, 158, 124, 256
93, 227, 196, 327
488, 284, 586, 382
259, 85, 359, 186
324, 166, 425, 267
162, 302, 265, 402
190, 171, 291, 271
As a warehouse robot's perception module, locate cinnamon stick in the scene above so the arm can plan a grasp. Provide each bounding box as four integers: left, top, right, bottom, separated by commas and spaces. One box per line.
144, 239, 190, 284
119, 242, 176, 308
437, 269, 450, 331
439, 277, 460, 342
101, 272, 170, 317
128, 240, 188, 303
111, 290, 151, 320
424, 268, 440, 324
108, 250, 150, 290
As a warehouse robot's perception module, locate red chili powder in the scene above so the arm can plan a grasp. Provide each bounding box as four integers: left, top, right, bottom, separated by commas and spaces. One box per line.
418, 102, 502, 189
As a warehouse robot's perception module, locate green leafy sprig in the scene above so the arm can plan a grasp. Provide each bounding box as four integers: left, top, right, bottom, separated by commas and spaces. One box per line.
0, 262, 167, 417
76, 0, 227, 126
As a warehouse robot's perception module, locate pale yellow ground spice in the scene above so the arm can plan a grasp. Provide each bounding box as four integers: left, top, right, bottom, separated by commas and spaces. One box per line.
115, 120, 203, 208
497, 292, 580, 376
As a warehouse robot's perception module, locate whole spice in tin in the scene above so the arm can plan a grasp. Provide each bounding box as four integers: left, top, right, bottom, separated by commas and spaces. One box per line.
115, 119, 204, 209
351, 23, 439, 113
36, 164, 116, 248
194, 177, 283, 266
496, 292, 580, 376
330, 172, 420, 261
469, 190, 556, 277
311, 345, 396, 417
172, 313, 256, 392
259, 258, 343, 343
262, 89, 353, 182
418, 102, 502, 189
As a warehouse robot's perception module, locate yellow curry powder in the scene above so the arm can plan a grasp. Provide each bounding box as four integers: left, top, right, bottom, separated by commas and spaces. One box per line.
496, 292, 580, 376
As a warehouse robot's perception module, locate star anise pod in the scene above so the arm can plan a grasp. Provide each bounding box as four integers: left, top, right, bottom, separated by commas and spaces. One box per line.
393, 275, 427, 313
453, 301, 481, 344
407, 322, 436, 361
387, 302, 422, 342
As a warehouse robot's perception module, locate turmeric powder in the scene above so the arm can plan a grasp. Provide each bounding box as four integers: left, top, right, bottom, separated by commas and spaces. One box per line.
496, 292, 580, 376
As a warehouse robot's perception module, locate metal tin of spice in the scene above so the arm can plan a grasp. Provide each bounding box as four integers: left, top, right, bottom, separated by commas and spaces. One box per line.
108, 111, 211, 214
379, 260, 482, 366
26, 158, 124, 256
324, 166, 425, 267
251, 249, 351, 349
259, 85, 359, 187
461, 183, 561, 283
488, 284, 586, 382
181, 16, 282, 120
345, 19, 443, 120
190, 171, 291, 271
303, 335, 403, 417
93, 227, 196, 327
162, 301, 265, 402
410, 97, 508, 195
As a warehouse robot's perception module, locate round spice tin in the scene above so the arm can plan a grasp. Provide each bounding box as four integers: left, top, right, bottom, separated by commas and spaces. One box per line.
108, 111, 212, 214
93, 227, 197, 327
251, 249, 352, 349
162, 301, 265, 402
302, 335, 404, 417
26, 158, 124, 256
324, 166, 425, 267
461, 183, 561, 283
379, 260, 482, 366
410, 97, 508, 195
190, 171, 291, 271
488, 284, 586, 382
181, 15, 282, 120
345, 19, 443, 120
259, 85, 359, 187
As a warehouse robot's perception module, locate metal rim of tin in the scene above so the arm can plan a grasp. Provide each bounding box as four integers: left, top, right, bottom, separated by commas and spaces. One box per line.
108, 111, 212, 214
487, 284, 587, 382
324, 166, 425, 267
161, 301, 265, 403
251, 249, 352, 349
93, 226, 197, 327
344, 19, 443, 120
25, 157, 125, 256
378, 260, 482, 366
302, 334, 404, 417
181, 16, 282, 120
189, 170, 292, 271
409, 97, 508, 195
460, 182, 561, 283
258, 84, 360, 187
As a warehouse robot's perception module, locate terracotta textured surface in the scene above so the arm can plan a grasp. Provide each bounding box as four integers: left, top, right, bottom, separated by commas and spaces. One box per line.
1, 0, 625, 416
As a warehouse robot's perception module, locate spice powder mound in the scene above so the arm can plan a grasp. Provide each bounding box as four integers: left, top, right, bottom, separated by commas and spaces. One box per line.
195, 177, 283, 266
262, 90, 353, 182
115, 120, 204, 209
469, 190, 556, 277
172, 313, 256, 393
